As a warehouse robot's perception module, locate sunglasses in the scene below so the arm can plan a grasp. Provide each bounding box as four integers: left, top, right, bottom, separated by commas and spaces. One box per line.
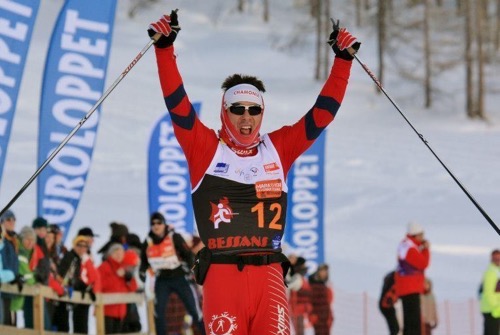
76, 243, 89, 248
151, 220, 164, 226
228, 104, 263, 116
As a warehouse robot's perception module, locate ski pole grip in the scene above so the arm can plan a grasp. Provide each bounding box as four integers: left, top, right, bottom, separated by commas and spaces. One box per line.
347, 46, 358, 57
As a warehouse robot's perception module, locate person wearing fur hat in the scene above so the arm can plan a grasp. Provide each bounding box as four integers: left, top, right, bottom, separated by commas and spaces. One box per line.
139, 212, 204, 335
395, 221, 431, 335
147, 9, 360, 334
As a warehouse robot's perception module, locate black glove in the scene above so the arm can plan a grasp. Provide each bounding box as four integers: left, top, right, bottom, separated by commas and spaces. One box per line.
328, 20, 361, 61
139, 271, 146, 283
148, 10, 180, 48
124, 270, 134, 282
80, 285, 96, 302
10, 274, 25, 292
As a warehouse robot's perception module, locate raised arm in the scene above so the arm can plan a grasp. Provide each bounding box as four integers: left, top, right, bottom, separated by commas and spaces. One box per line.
269, 24, 360, 175
148, 11, 219, 186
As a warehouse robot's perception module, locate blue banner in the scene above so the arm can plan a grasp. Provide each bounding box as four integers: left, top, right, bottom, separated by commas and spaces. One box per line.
148, 103, 202, 235
37, 0, 117, 241
284, 131, 327, 272
0, 0, 40, 189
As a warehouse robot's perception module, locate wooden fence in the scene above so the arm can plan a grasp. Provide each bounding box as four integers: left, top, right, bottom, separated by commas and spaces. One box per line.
0, 283, 156, 335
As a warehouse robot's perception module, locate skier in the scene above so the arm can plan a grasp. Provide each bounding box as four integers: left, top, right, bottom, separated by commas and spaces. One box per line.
147, 10, 360, 334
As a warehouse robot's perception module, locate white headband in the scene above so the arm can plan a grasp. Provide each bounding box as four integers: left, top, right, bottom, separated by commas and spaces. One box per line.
223, 84, 263, 108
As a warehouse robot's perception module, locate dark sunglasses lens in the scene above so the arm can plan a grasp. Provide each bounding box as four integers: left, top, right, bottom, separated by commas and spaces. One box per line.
248, 106, 262, 115
229, 105, 246, 115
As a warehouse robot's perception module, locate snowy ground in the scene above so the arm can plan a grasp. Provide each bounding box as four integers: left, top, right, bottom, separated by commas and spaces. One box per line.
2, 0, 499, 308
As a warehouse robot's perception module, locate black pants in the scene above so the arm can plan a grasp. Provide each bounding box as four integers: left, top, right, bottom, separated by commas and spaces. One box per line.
52, 301, 69, 332
73, 303, 90, 334
483, 313, 500, 335
401, 293, 421, 335
154, 275, 205, 335
105, 316, 123, 334
380, 306, 400, 335
2, 297, 15, 326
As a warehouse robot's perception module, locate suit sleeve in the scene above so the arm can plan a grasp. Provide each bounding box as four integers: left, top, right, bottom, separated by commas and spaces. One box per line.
268, 58, 352, 176
154, 46, 219, 187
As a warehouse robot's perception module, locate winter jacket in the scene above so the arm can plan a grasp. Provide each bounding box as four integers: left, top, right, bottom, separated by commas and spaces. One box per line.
0, 240, 15, 283
309, 273, 334, 332
480, 263, 500, 317
58, 250, 101, 295
98, 257, 138, 319
395, 235, 430, 296
140, 229, 194, 279
11, 241, 37, 311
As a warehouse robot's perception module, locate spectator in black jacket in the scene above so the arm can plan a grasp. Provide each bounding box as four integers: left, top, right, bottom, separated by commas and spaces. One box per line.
54, 235, 99, 333
139, 212, 205, 335
0, 209, 19, 326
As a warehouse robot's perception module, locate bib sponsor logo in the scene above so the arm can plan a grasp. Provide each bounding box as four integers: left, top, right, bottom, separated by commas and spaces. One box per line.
209, 197, 237, 229
207, 235, 269, 250
214, 162, 229, 174
264, 162, 280, 172
255, 179, 282, 199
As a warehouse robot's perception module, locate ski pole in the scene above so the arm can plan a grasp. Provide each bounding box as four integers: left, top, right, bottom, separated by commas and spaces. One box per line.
0, 31, 165, 218
334, 19, 499, 235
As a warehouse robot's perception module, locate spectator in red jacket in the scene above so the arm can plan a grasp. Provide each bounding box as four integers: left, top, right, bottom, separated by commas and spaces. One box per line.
309, 264, 334, 335
395, 222, 430, 335
98, 244, 138, 334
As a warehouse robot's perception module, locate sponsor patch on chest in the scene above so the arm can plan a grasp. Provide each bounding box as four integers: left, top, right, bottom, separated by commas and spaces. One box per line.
255, 179, 282, 199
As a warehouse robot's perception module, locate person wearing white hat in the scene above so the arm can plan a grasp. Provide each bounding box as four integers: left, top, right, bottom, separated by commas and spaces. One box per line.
147, 9, 360, 335
395, 221, 431, 335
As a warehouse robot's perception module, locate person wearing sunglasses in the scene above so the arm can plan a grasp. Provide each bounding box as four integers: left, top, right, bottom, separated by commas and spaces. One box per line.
139, 212, 204, 335
148, 10, 360, 335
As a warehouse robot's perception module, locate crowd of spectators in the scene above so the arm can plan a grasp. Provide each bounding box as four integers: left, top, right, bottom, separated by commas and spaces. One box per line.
0, 209, 335, 335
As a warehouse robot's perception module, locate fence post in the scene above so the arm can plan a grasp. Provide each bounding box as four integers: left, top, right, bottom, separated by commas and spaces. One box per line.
94, 294, 105, 335
469, 298, 475, 335
33, 286, 45, 334
147, 297, 156, 335
363, 291, 368, 335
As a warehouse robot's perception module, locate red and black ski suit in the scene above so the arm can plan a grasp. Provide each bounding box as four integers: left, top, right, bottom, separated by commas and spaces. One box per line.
154, 45, 352, 335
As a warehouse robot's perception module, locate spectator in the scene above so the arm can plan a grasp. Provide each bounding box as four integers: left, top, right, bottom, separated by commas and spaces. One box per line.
77, 226, 99, 252
122, 232, 144, 333
0, 209, 19, 326
44, 224, 66, 330
166, 234, 204, 335
480, 249, 500, 335
97, 222, 129, 259
32, 217, 48, 252
11, 226, 40, 328
55, 235, 100, 333
288, 257, 315, 335
98, 244, 138, 334
379, 270, 400, 335
395, 221, 430, 335
421, 277, 438, 335
139, 212, 205, 335
309, 263, 334, 335
51, 224, 67, 260
0, 225, 15, 325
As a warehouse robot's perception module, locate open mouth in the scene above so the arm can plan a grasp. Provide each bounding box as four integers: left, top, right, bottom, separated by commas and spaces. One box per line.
240, 125, 252, 135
